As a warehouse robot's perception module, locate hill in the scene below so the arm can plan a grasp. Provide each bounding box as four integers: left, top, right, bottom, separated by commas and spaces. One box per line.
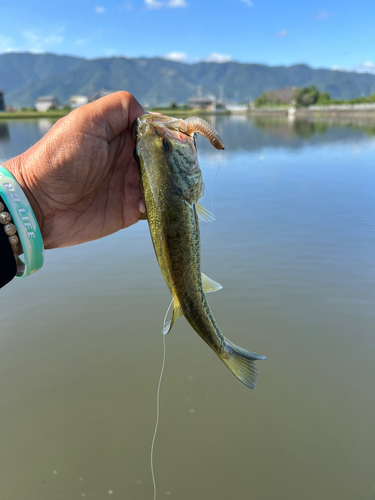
1, 52, 375, 108
0, 52, 85, 95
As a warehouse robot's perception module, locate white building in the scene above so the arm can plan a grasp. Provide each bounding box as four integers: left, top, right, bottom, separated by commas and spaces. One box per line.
188, 95, 219, 111
35, 96, 62, 112
70, 95, 88, 108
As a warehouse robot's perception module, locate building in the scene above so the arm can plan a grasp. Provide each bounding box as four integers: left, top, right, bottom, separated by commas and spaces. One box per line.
35, 96, 62, 112
89, 90, 116, 102
0, 91, 5, 112
70, 95, 88, 108
187, 95, 219, 111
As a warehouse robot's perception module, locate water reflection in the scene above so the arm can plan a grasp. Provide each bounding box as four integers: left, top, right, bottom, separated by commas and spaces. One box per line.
252, 117, 329, 137
252, 116, 375, 138
197, 115, 375, 154
1, 116, 375, 161
0, 118, 59, 162
37, 118, 55, 135
0, 122, 10, 142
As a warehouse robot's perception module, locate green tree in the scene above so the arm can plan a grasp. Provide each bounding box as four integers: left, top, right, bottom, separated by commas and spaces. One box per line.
254, 93, 268, 107
317, 91, 331, 104
293, 85, 320, 107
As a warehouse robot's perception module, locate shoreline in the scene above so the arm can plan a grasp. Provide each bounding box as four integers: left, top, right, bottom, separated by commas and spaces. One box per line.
1, 107, 375, 121
0, 109, 231, 120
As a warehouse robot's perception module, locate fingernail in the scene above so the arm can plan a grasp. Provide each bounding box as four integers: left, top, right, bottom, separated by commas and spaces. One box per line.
138, 199, 146, 213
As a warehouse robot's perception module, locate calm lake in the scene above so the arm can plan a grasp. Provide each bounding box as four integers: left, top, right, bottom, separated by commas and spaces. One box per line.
0, 115, 374, 500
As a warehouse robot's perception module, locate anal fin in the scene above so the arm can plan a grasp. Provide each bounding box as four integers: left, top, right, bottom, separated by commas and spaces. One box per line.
201, 273, 222, 293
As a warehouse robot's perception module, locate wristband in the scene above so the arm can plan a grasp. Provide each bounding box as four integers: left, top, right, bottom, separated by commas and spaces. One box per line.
0, 166, 44, 278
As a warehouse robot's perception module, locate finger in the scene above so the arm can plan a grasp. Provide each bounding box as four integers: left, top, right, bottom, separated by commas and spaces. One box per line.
75, 91, 145, 142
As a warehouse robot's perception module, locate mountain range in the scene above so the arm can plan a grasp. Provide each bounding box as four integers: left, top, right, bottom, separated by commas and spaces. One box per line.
1, 52, 375, 109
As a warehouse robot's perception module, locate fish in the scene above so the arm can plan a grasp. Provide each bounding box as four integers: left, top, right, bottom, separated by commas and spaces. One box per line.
132, 114, 266, 389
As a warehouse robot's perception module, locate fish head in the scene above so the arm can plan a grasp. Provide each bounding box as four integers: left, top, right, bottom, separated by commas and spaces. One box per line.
132, 114, 204, 203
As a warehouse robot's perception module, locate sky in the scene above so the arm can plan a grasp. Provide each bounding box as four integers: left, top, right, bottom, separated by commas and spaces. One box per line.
0, 0, 375, 73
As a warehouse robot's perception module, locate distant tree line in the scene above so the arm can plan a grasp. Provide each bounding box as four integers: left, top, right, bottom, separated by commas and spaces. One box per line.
254, 85, 375, 108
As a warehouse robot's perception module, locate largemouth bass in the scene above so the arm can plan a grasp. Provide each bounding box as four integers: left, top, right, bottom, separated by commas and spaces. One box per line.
132, 114, 266, 389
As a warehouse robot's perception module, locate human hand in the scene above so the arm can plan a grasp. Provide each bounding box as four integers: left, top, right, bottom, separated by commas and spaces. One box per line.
3, 91, 145, 249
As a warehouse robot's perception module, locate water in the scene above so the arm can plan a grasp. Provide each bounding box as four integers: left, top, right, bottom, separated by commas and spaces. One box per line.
0, 116, 374, 500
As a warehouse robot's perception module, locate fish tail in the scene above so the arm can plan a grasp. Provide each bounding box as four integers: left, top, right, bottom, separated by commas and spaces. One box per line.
220, 339, 266, 390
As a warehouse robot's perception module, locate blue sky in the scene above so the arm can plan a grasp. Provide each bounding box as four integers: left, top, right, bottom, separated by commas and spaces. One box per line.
0, 0, 374, 72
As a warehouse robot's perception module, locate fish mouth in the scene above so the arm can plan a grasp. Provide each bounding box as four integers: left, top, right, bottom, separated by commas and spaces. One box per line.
153, 123, 193, 144
131, 114, 184, 143
131, 116, 141, 143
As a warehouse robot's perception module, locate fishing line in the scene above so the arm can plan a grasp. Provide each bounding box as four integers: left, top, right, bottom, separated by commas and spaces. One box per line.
204, 149, 223, 237
211, 149, 223, 215
150, 331, 167, 500
150, 129, 221, 498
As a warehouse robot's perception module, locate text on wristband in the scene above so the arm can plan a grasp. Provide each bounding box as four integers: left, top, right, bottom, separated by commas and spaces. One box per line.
0, 176, 36, 238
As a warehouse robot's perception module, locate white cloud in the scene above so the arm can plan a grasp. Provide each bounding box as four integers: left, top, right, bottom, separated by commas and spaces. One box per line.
145, 0, 187, 8
44, 35, 64, 44
313, 9, 330, 20
329, 62, 375, 74
240, 0, 253, 6
145, 0, 164, 8
273, 29, 288, 38
95, 6, 106, 13
0, 35, 17, 53
355, 61, 375, 74
75, 38, 91, 46
168, 0, 187, 6
22, 30, 64, 52
164, 51, 188, 62
206, 52, 232, 63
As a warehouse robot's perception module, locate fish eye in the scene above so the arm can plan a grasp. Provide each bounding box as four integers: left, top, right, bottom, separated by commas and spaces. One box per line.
162, 138, 171, 152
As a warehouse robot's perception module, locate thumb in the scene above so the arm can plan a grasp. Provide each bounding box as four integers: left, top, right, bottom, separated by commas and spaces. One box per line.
74, 91, 145, 142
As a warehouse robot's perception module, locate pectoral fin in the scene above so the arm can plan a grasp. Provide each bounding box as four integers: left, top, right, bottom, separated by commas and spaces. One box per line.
162, 295, 184, 335
196, 203, 215, 222
201, 273, 222, 293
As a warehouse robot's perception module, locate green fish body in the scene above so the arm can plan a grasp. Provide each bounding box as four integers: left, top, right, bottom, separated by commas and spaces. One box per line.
132, 114, 266, 389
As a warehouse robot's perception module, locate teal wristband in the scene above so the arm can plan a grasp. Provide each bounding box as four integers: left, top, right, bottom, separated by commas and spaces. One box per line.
0, 166, 44, 278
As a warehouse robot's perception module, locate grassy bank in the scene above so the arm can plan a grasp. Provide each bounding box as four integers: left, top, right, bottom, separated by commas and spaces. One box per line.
0, 108, 230, 120
2, 107, 374, 122
147, 108, 230, 117
0, 110, 70, 119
